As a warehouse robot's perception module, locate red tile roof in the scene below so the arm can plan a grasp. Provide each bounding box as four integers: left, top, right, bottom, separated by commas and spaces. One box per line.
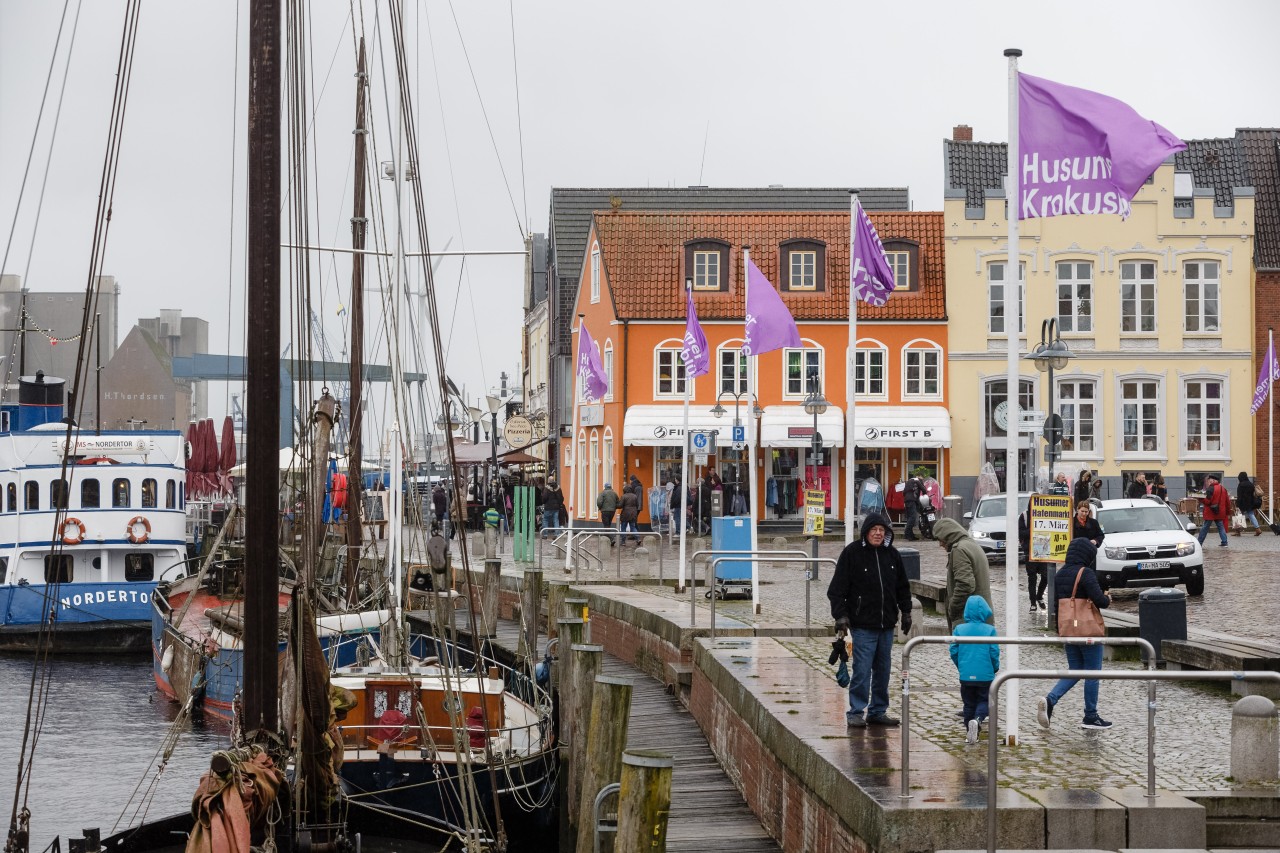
594, 211, 945, 321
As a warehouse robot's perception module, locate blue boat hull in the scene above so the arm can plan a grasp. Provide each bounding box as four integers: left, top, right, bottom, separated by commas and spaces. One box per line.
0, 581, 157, 654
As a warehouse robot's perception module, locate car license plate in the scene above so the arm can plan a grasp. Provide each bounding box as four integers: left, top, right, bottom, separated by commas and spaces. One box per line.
1137, 560, 1170, 571
995, 540, 1005, 550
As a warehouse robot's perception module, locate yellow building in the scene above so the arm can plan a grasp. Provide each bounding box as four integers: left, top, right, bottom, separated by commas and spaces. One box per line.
944, 127, 1255, 506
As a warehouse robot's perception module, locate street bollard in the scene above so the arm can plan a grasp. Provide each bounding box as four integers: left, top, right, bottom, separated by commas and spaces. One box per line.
1231, 695, 1278, 783
771, 536, 788, 568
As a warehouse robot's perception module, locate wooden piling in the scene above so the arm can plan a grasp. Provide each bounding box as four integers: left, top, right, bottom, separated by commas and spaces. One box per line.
616, 749, 673, 852
566, 643, 604, 828
482, 558, 501, 637
546, 580, 569, 639
564, 596, 589, 641
520, 569, 543, 660
575, 675, 633, 853
553, 618, 586, 728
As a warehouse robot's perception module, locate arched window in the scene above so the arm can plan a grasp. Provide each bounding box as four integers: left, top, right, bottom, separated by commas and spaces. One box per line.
654, 337, 692, 398
113, 478, 131, 508
166, 480, 177, 509
142, 478, 158, 508
81, 479, 101, 509
590, 242, 602, 303
901, 338, 943, 400
782, 339, 823, 399
589, 432, 600, 520
717, 340, 749, 397
49, 480, 69, 510
6, 483, 15, 513
604, 339, 615, 401
855, 338, 888, 401
24, 482, 37, 511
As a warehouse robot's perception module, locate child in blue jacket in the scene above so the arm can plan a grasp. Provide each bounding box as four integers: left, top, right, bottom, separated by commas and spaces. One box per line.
950, 594, 1000, 744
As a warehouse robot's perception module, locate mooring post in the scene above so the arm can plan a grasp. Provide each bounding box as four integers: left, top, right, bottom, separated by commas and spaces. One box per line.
564, 596, 590, 642
567, 644, 605, 829
520, 569, 543, 661
616, 749, 673, 852
575, 675, 633, 853
554, 618, 586, 736
481, 558, 501, 637
546, 580, 569, 640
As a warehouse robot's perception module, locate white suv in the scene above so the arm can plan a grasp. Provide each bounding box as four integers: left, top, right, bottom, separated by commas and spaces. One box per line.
1094, 499, 1204, 596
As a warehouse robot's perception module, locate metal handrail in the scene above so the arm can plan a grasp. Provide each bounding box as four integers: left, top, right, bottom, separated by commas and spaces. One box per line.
984, 669, 1280, 853
536, 527, 615, 579
898, 635, 1156, 800
705, 555, 836, 636
593, 782, 621, 853
687, 550, 811, 623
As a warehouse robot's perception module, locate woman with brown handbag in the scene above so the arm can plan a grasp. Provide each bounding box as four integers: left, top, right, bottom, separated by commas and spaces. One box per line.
1036, 538, 1113, 731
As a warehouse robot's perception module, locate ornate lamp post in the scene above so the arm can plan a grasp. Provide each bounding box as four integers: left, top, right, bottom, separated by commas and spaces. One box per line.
710, 389, 762, 515
1025, 319, 1075, 484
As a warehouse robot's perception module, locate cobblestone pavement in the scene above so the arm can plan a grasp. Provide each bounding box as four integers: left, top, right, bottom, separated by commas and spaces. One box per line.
459, 530, 1280, 795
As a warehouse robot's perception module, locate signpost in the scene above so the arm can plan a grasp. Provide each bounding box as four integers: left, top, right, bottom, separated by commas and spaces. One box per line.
503, 414, 534, 449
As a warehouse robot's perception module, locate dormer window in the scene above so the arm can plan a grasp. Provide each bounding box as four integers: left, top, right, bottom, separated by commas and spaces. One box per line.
881, 239, 920, 291
684, 240, 730, 291
779, 240, 825, 291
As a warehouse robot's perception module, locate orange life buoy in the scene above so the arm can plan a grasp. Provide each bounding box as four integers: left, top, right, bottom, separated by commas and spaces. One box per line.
127, 515, 151, 544
61, 517, 85, 546
330, 472, 348, 509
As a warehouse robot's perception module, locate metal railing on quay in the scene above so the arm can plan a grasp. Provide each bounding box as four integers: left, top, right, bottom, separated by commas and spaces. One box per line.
698, 553, 836, 636
337, 719, 546, 758
537, 525, 669, 582
984, 668, 1280, 853
898, 635, 1156, 800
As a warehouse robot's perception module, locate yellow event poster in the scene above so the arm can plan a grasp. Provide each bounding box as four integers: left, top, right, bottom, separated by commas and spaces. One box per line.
804, 489, 825, 536
1029, 493, 1072, 563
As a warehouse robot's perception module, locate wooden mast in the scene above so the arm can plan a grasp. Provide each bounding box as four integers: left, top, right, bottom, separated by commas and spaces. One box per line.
243, 0, 281, 738
344, 38, 368, 602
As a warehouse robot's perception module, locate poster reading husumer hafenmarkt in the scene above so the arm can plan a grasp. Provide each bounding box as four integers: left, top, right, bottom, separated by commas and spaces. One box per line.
1029, 493, 1073, 563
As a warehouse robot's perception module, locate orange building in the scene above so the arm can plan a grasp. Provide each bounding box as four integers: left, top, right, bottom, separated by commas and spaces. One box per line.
559, 210, 948, 531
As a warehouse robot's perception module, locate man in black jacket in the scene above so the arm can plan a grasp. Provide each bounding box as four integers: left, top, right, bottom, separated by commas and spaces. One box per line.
826, 513, 913, 728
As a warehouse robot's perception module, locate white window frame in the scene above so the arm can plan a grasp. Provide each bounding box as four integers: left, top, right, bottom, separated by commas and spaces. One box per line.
854, 339, 888, 401
717, 342, 750, 396
987, 262, 1025, 335
590, 243, 601, 304
901, 338, 943, 400
782, 342, 823, 400
981, 376, 1037, 442
1114, 373, 1166, 461
576, 432, 588, 519
654, 339, 690, 398
603, 428, 615, 496
603, 340, 614, 402
589, 432, 600, 519
885, 252, 910, 289
1119, 259, 1158, 335
1183, 260, 1221, 335
1055, 261, 1093, 333
693, 250, 720, 290
788, 250, 817, 290
1180, 373, 1229, 460
1055, 375, 1101, 459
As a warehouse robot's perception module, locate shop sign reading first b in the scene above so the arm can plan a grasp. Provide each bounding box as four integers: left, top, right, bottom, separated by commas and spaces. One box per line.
863, 427, 933, 441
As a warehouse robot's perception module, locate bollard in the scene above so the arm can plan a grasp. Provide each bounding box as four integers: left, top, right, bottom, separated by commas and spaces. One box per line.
1230, 695, 1279, 783
484, 526, 498, 559
575, 675, 633, 853
633, 545, 651, 578
616, 749, 673, 852
481, 559, 501, 637
471, 530, 485, 559
593, 534, 610, 568
771, 536, 789, 568
520, 569, 543, 660
567, 644, 604, 828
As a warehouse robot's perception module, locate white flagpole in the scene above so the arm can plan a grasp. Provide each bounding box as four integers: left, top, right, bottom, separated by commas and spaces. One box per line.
1004, 47, 1023, 743
678, 281, 693, 592
744, 247, 762, 614
1269, 327, 1274, 529
566, 314, 584, 573
846, 192, 860, 546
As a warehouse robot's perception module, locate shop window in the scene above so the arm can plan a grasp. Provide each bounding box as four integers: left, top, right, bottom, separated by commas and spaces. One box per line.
907, 448, 939, 480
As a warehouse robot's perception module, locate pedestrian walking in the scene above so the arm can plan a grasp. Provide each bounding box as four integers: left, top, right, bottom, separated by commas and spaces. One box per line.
669, 476, 683, 534
950, 594, 1000, 744
932, 517, 993, 631
1234, 471, 1265, 536
902, 474, 924, 541
431, 484, 448, 527
826, 513, 912, 728
596, 482, 620, 544
541, 479, 564, 538
1049, 471, 1071, 496
1197, 474, 1230, 547
619, 487, 641, 544
1125, 472, 1148, 499
1016, 509, 1048, 612
1071, 501, 1104, 547
1073, 470, 1092, 506
1151, 472, 1168, 502
1037, 538, 1114, 730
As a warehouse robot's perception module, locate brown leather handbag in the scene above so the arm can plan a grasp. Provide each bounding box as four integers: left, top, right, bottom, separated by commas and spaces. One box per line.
1057, 567, 1106, 637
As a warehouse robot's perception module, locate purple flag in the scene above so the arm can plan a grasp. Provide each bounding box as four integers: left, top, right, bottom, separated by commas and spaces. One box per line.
742, 259, 800, 357
1251, 339, 1280, 416
1018, 73, 1186, 220
681, 290, 710, 378
576, 322, 609, 402
850, 198, 897, 306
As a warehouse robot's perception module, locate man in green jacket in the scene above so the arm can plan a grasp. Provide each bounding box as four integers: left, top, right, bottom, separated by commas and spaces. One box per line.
932, 517, 994, 630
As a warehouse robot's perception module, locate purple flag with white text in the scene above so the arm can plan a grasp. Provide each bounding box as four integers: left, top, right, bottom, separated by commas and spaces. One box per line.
1018, 73, 1186, 220
743, 259, 800, 357
576, 322, 609, 402
1251, 339, 1279, 416
681, 290, 710, 378
850, 198, 897, 306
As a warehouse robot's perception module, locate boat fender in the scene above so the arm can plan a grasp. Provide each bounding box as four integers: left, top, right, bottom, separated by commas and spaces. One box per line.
127, 515, 151, 544
61, 517, 86, 545
161, 644, 174, 673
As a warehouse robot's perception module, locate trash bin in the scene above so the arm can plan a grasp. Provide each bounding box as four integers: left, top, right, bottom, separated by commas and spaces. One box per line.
1137, 587, 1187, 665
943, 495, 963, 523
898, 546, 920, 581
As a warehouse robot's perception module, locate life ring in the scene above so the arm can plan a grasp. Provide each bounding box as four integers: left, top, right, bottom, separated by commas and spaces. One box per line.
61, 517, 86, 545
127, 515, 151, 544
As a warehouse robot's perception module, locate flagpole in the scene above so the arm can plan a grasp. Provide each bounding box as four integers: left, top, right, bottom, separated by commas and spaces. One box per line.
1004, 47, 1023, 744
566, 313, 584, 573
678, 282, 693, 593
846, 192, 860, 547
743, 247, 762, 614
1270, 327, 1274, 529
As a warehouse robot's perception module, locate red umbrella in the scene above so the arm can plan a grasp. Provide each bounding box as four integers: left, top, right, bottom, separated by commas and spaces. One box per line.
218, 416, 237, 495
200, 418, 219, 497
185, 422, 199, 498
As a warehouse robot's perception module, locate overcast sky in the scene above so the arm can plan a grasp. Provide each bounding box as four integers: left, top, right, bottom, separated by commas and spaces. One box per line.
2, 0, 1277, 441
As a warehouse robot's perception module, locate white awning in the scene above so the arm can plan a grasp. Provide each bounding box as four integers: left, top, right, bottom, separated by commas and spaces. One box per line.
849, 406, 952, 448
759, 406, 845, 448
622, 405, 727, 447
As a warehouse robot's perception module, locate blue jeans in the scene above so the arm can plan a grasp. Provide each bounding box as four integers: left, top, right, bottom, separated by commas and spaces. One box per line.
1046, 642, 1103, 719
847, 627, 894, 720
960, 681, 991, 725
1243, 510, 1261, 530
1198, 518, 1228, 545
541, 510, 559, 537
620, 520, 640, 542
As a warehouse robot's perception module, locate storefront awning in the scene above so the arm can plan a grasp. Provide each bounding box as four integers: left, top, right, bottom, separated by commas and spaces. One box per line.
622, 405, 727, 447
759, 406, 845, 448
849, 406, 951, 448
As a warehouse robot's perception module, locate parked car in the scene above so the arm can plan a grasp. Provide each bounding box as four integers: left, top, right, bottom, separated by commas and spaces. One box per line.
964, 492, 1031, 562
1094, 499, 1204, 595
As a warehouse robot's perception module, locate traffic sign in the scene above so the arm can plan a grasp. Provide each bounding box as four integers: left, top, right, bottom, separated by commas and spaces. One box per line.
689, 430, 717, 453
732, 424, 745, 443
1042, 413, 1064, 448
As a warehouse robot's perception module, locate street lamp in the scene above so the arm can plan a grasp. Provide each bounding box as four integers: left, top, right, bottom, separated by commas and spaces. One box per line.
486, 394, 503, 512
803, 369, 830, 558
711, 388, 762, 515
1025, 318, 1075, 482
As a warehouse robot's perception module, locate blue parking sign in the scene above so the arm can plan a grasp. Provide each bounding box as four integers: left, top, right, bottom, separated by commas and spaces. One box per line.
732, 425, 745, 443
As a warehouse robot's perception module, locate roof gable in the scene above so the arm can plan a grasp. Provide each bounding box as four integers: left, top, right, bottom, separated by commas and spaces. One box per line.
1236, 128, 1280, 270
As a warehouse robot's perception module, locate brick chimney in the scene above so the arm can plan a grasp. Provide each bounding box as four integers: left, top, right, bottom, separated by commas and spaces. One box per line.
952, 124, 973, 142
